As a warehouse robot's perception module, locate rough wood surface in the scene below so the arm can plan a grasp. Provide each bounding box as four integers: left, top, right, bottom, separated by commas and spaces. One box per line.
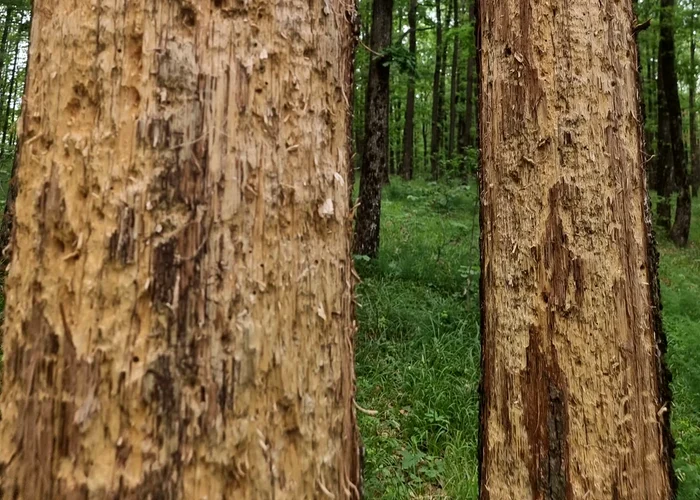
0, 0, 360, 497
478, 0, 675, 498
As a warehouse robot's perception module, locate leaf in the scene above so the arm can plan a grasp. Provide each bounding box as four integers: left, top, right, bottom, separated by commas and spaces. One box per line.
400, 449, 424, 470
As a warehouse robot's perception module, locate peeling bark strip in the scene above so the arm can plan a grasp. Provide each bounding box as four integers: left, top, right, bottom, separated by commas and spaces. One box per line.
478, 0, 675, 498
0, 0, 361, 498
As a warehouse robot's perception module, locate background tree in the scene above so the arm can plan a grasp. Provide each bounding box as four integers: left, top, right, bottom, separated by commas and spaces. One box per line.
479, 0, 676, 496
355, 0, 394, 257
429, 0, 444, 180
400, 0, 417, 180
0, 0, 361, 496
659, 0, 693, 245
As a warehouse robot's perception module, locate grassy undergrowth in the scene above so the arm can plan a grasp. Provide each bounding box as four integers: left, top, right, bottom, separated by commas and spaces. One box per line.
355, 178, 700, 498
354, 178, 481, 498
659, 198, 700, 499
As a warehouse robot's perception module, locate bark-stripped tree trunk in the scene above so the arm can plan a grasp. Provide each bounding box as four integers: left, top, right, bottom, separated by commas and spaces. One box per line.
355, 0, 393, 257
0, 0, 362, 497
447, 0, 460, 160
430, 0, 444, 180
401, 0, 418, 180
478, 0, 676, 497
659, 0, 692, 246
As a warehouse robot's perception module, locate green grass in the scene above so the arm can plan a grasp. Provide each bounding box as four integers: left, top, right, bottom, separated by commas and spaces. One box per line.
354, 179, 481, 498
658, 198, 700, 499
355, 178, 700, 498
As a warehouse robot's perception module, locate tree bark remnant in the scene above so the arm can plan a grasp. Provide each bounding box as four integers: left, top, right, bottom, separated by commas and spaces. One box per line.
478, 0, 676, 497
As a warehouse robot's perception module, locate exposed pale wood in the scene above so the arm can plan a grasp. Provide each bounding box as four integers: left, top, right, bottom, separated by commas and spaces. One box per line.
0, 0, 360, 497
478, 0, 675, 497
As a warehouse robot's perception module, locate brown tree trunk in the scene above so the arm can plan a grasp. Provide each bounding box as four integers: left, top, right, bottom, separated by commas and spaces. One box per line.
401, 0, 418, 180
659, 0, 692, 246
355, 0, 393, 257
0, 0, 361, 497
447, 0, 460, 160
478, 0, 676, 497
430, 0, 443, 180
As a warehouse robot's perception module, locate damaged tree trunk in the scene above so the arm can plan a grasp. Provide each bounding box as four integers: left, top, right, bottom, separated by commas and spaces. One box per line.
478, 0, 676, 498
0, 0, 361, 497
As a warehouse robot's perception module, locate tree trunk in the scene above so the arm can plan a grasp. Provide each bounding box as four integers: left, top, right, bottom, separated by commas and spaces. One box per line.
401, 0, 418, 180
447, 0, 459, 160
1, 36, 19, 155
0, 7, 13, 91
691, 5, 700, 197
430, 0, 443, 180
422, 120, 428, 171
478, 0, 676, 497
659, 0, 692, 246
645, 41, 656, 188
656, 33, 673, 228
439, 3, 450, 155
355, 0, 393, 257
0, 0, 361, 497
459, 0, 475, 180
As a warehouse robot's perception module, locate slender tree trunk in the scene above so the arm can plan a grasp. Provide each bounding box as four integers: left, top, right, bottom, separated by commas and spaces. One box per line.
459, 0, 475, 180
692, 6, 700, 197
478, 0, 676, 497
422, 120, 428, 171
430, 0, 443, 180
659, 0, 692, 246
0, 7, 13, 91
0, 0, 361, 497
439, 3, 449, 156
1, 36, 19, 155
447, 0, 459, 160
401, 0, 418, 180
464, 58, 475, 149
387, 98, 400, 181
645, 41, 656, 188
355, 0, 393, 257
656, 30, 673, 228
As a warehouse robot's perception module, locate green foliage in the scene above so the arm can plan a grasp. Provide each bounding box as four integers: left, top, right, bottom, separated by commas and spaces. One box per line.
382, 43, 417, 75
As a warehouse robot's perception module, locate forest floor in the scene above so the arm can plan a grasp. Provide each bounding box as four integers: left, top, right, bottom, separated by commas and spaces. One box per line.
354, 178, 700, 499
